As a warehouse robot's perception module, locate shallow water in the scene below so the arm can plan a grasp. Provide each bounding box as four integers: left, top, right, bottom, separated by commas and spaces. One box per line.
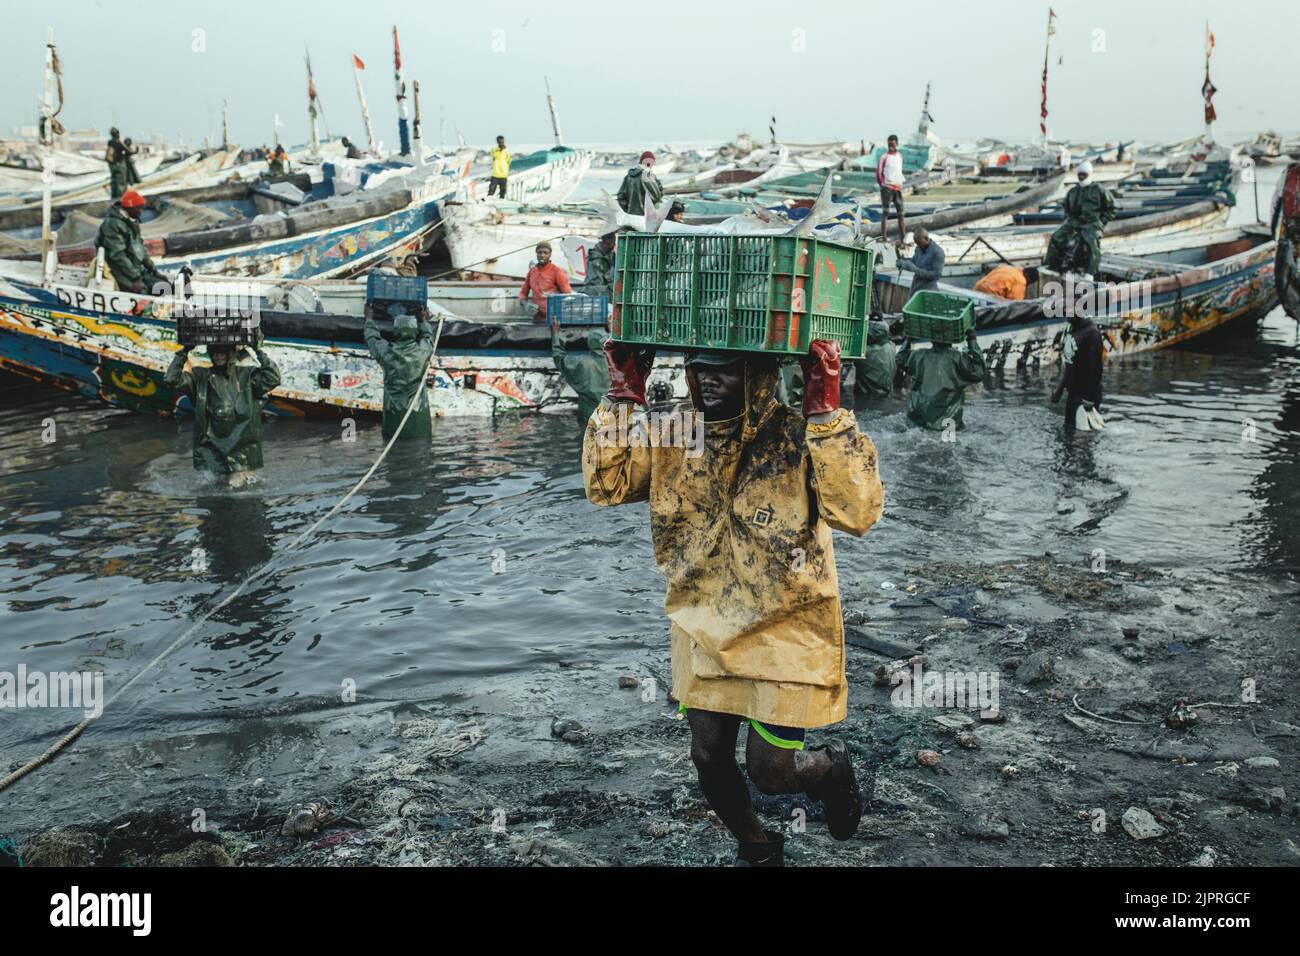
2, 170, 1298, 760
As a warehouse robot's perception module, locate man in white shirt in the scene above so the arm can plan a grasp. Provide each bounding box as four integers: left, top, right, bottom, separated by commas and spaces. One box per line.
876, 134, 906, 242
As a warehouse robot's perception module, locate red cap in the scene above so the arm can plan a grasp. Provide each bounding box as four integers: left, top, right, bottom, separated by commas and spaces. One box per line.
120, 190, 146, 209
639, 151, 655, 163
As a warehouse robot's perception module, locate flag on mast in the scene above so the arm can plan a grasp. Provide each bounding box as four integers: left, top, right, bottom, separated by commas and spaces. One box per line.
393, 26, 410, 156
353, 53, 376, 155
1202, 23, 1217, 127
305, 49, 325, 154
1040, 7, 1057, 142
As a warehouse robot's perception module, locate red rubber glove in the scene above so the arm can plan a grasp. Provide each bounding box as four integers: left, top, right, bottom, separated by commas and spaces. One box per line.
603, 340, 655, 405
800, 339, 841, 418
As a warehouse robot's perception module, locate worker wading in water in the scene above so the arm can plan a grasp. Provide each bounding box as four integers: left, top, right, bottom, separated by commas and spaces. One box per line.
550, 318, 610, 424
1051, 313, 1106, 433
583, 340, 885, 865
902, 328, 987, 431
164, 334, 282, 487
364, 302, 437, 440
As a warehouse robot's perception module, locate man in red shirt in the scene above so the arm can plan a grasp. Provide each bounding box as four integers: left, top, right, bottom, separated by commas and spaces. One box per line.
518, 241, 572, 324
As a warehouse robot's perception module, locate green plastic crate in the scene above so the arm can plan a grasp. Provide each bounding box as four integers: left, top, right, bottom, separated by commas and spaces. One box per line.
611, 233, 873, 359
902, 290, 976, 344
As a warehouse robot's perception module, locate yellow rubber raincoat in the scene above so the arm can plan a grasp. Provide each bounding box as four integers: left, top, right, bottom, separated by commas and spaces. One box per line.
582, 361, 884, 729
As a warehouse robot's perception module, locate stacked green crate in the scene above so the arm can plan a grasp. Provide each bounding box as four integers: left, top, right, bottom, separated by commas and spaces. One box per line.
612, 233, 872, 358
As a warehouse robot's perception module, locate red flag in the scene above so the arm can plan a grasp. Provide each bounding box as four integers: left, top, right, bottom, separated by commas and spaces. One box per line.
393, 27, 402, 72
352, 53, 365, 70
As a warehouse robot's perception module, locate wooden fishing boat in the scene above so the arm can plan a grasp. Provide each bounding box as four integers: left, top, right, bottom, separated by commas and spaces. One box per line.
874, 196, 1235, 282
875, 225, 1278, 369
0, 268, 631, 418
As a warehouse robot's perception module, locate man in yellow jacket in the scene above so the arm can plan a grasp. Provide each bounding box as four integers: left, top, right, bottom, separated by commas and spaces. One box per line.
489, 135, 511, 199
583, 341, 885, 865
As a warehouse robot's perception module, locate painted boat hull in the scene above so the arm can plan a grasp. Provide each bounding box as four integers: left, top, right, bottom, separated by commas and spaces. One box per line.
0, 275, 617, 419
877, 237, 1279, 368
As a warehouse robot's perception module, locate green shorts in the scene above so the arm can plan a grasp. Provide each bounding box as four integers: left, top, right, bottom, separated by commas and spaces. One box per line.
678, 703, 806, 750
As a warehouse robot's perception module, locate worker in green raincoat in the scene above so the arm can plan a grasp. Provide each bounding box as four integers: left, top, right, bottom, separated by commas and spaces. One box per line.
550, 319, 610, 422
96, 190, 168, 294
616, 151, 664, 216
854, 320, 898, 397
584, 233, 617, 298
364, 303, 436, 440
902, 329, 986, 430
164, 335, 282, 478
1044, 161, 1116, 276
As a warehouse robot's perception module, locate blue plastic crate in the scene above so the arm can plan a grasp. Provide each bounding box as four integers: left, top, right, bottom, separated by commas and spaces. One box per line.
547, 293, 610, 326
366, 272, 428, 305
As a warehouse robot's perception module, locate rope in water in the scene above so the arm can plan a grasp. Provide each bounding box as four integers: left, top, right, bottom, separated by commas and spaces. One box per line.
0, 315, 446, 795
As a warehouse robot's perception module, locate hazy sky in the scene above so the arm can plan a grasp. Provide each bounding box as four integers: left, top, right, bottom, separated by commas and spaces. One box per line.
4, 0, 1296, 150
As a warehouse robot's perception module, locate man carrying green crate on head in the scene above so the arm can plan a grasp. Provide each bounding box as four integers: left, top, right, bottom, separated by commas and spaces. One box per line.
902, 327, 986, 431
583, 339, 885, 866
364, 302, 437, 441
164, 332, 282, 486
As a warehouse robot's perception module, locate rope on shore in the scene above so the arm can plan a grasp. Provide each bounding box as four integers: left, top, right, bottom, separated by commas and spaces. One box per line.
0, 315, 446, 796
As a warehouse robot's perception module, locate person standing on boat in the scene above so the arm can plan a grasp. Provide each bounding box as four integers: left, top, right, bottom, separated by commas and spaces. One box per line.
105, 127, 130, 198
1051, 313, 1105, 433
518, 242, 572, 324
974, 265, 1039, 301
902, 328, 985, 431
667, 201, 686, 223
342, 137, 364, 160
96, 190, 168, 295
617, 151, 664, 216
876, 134, 906, 242
488, 135, 511, 199
364, 302, 437, 440
549, 319, 610, 423
268, 145, 289, 176
163, 333, 282, 482
898, 228, 945, 295
584, 233, 617, 299
583, 342, 884, 865
1044, 161, 1116, 277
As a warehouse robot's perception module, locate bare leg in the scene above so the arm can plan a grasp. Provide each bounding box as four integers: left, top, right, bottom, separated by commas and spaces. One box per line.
744, 726, 832, 795
898, 207, 907, 243
687, 709, 766, 843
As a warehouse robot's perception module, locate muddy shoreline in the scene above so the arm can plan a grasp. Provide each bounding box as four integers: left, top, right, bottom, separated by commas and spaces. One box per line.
6, 556, 1298, 867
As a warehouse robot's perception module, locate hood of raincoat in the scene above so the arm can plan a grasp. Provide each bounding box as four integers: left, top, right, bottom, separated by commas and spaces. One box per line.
587, 329, 611, 353
867, 320, 891, 346
684, 357, 782, 442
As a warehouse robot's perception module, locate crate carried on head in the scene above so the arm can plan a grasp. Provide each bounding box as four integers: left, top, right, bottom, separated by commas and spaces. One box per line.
610, 233, 873, 359
176, 311, 261, 347
902, 290, 976, 344
547, 293, 610, 327
366, 272, 428, 315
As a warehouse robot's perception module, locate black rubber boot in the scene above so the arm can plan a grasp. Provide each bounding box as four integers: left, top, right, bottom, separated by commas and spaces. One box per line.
734, 829, 785, 867
807, 741, 862, 841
